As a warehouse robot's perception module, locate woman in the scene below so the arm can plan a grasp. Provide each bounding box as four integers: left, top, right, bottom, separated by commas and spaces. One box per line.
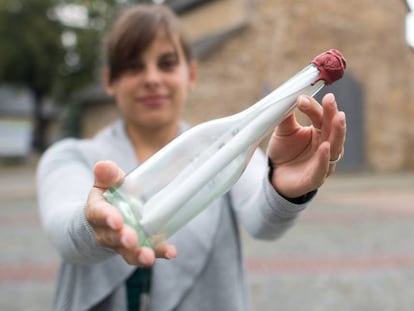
37, 4, 346, 311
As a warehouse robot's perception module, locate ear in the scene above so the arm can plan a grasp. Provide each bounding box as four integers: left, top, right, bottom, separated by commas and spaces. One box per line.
188, 61, 198, 90
103, 67, 115, 96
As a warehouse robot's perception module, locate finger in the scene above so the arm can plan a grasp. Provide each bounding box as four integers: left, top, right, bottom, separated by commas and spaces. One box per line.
94, 160, 125, 190
275, 111, 299, 136
97, 222, 137, 249
328, 111, 346, 162
136, 247, 156, 266
118, 246, 156, 267
120, 225, 139, 249
85, 196, 123, 230
296, 95, 323, 129
154, 244, 177, 259
320, 93, 339, 140
95, 225, 123, 248
312, 141, 331, 185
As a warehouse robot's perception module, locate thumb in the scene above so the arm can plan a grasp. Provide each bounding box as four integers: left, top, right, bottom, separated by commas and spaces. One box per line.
275, 111, 299, 136
93, 160, 125, 190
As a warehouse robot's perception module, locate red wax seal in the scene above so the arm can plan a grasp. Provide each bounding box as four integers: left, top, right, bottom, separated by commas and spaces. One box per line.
311, 49, 347, 85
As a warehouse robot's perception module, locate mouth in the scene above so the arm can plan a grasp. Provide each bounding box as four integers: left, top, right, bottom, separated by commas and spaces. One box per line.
138, 95, 167, 107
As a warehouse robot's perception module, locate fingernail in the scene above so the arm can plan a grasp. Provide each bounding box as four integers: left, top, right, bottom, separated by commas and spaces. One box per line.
340, 112, 346, 128
107, 217, 117, 230
299, 96, 310, 107
121, 235, 133, 248
138, 253, 149, 265
165, 251, 175, 260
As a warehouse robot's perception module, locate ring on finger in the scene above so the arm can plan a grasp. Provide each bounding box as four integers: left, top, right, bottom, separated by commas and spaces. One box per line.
329, 152, 342, 165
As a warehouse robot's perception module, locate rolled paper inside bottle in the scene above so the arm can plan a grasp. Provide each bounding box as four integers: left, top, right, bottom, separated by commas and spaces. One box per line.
141, 66, 325, 234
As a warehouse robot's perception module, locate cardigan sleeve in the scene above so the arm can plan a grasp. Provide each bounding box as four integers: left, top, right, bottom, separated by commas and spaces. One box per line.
229, 148, 313, 240
36, 139, 116, 264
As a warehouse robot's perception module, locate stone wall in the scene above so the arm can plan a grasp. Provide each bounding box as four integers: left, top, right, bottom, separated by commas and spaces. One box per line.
81, 0, 414, 172
184, 0, 414, 172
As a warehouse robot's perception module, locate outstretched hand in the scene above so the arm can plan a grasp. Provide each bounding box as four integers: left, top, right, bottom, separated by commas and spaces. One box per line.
85, 161, 177, 266
268, 93, 346, 199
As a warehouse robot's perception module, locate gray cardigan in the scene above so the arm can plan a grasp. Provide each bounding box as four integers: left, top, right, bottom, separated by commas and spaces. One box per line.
37, 120, 310, 311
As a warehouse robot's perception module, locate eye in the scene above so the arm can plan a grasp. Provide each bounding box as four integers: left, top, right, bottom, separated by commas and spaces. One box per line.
125, 61, 143, 74
159, 53, 179, 71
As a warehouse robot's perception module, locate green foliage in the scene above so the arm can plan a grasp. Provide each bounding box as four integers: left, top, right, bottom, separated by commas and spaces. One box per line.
0, 0, 65, 97
0, 0, 133, 101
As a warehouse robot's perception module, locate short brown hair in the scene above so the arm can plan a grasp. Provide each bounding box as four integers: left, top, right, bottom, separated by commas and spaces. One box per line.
104, 4, 194, 83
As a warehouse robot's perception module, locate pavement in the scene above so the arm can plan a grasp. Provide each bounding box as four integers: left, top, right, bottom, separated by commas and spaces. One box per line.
1, 159, 414, 311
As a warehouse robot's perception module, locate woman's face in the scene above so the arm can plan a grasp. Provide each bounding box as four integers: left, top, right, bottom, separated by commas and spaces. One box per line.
105, 29, 197, 132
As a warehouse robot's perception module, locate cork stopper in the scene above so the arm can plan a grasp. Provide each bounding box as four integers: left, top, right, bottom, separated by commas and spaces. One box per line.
311, 49, 347, 85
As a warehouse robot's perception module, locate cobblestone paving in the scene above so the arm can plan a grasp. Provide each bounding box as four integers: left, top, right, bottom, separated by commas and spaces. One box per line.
1, 161, 413, 311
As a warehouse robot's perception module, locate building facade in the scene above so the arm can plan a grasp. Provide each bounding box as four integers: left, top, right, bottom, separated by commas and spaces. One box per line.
80, 0, 414, 172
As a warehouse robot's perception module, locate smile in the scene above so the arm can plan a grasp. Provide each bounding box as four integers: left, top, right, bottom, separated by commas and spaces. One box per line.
139, 95, 167, 107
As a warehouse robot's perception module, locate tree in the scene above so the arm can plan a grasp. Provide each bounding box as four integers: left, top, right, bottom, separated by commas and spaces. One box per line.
0, 0, 120, 151
0, 0, 65, 151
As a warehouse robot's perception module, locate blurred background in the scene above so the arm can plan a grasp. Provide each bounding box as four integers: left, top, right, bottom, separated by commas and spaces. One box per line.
1, 0, 414, 310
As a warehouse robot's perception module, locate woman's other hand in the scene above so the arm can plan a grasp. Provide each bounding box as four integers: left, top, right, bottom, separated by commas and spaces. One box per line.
85, 161, 177, 266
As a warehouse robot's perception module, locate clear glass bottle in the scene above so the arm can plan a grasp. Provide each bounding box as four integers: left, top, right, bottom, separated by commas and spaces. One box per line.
104, 49, 346, 248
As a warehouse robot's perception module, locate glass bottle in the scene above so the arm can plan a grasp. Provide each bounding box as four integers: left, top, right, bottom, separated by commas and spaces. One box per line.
104, 49, 346, 248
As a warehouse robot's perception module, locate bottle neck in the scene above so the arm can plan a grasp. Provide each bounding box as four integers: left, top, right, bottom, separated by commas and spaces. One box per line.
232, 64, 324, 130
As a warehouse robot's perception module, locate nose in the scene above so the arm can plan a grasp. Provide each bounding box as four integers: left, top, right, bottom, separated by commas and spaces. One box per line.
143, 65, 161, 88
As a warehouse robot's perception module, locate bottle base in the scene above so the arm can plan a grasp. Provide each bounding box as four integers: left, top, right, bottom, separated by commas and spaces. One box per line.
104, 187, 155, 248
